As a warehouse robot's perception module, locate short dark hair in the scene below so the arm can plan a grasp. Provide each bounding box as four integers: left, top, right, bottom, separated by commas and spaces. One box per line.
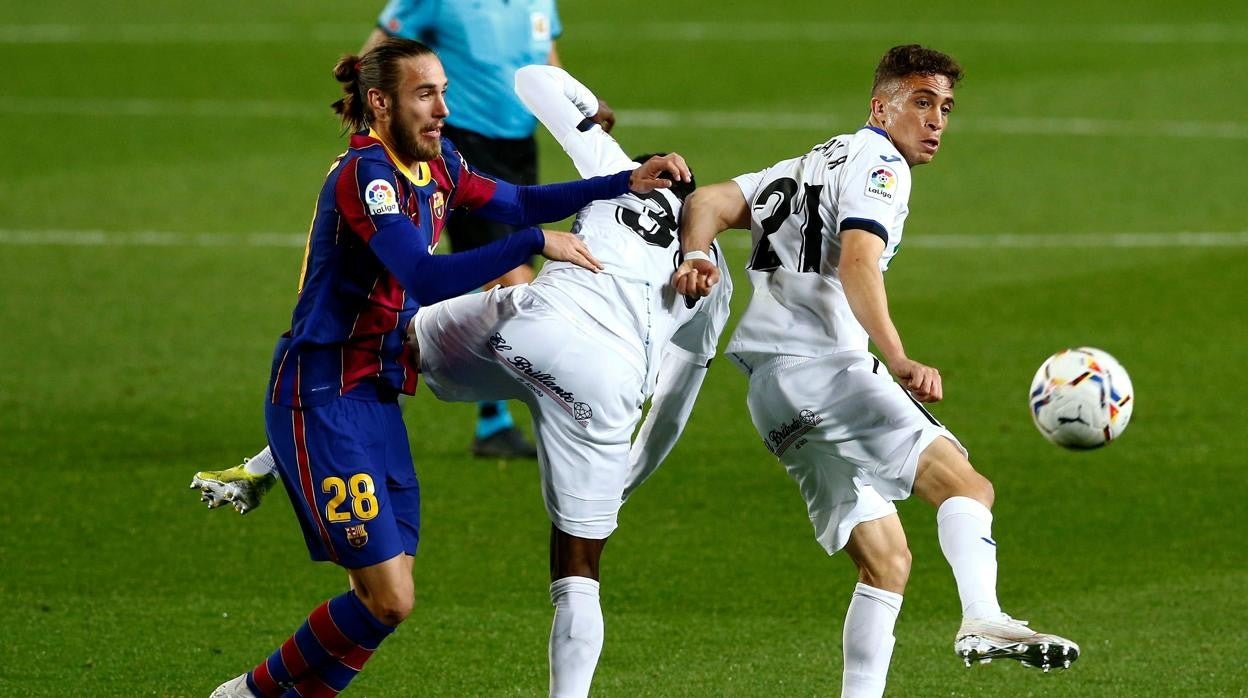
872, 45, 963, 93
631, 153, 696, 202
331, 38, 438, 132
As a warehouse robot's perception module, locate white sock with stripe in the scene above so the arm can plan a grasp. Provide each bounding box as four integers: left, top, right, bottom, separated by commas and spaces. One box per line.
937, 496, 1002, 620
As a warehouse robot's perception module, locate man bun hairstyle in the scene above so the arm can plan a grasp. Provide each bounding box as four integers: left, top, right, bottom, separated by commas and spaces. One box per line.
332, 38, 437, 132
872, 44, 964, 93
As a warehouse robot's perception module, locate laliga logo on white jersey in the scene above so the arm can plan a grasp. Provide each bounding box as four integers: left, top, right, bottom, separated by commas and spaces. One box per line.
864, 166, 897, 203
365, 179, 400, 215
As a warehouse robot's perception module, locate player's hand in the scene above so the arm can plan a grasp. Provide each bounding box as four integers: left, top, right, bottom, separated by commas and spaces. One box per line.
887, 356, 943, 402
541, 230, 603, 273
629, 152, 691, 193
593, 98, 616, 133
671, 256, 720, 299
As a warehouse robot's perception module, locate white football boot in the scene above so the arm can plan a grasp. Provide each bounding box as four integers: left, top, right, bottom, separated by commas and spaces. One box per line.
954, 614, 1079, 671
209, 673, 256, 697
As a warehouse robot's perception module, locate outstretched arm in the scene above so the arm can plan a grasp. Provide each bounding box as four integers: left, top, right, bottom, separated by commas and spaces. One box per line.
370, 225, 600, 305
514, 65, 631, 178
545, 42, 614, 131
473, 170, 631, 225
470, 157, 691, 225
672, 182, 750, 298
338, 159, 600, 306
839, 229, 942, 402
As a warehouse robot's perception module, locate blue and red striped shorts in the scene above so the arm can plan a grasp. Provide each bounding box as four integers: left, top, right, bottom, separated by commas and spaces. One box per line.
265, 393, 420, 568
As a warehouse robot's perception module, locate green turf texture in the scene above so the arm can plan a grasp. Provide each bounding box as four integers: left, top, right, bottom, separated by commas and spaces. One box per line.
2, 1, 1246, 696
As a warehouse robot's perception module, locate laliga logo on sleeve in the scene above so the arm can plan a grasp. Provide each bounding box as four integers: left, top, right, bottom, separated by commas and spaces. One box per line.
365, 179, 400, 215
864, 166, 897, 203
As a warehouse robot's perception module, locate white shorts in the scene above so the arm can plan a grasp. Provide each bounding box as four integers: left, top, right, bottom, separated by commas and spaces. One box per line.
413, 286, 647, 540
742, 351, 966, 555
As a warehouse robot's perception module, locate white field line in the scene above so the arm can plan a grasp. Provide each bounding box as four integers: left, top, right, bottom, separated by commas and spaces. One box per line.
618, 110, 1248, 140
576, 21, 1248, 45
2, 229, 1246, 251
865, 232, 1248, 250
719, 232, 1248, 250
1, 21, 1246, 44
1, 97, 1245, 140
0, 230, 306, 248
0, 23, 359, 44
0, 97, 313, 119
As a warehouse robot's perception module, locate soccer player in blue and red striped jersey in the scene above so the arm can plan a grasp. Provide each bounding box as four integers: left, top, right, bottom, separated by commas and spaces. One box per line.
209, 38, 689, 698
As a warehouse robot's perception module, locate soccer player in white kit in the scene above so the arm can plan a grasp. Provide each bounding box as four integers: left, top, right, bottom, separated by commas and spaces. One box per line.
409, 65, 731, 697
672, 45, 1078, 697
195, 65, 731, 698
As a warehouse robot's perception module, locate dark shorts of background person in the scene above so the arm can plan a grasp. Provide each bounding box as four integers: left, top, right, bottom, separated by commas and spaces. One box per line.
443, 124, 539, 267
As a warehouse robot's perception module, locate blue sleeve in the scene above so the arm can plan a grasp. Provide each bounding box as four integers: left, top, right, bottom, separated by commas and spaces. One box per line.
474, 170, 632, 225
342, 156, 543, 306
369, 220, 544, 307
550, 1, 563, 40
377, 0, 435, 38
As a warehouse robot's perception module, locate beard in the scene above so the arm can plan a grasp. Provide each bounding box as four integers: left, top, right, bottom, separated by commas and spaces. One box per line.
389, 111, 442, 162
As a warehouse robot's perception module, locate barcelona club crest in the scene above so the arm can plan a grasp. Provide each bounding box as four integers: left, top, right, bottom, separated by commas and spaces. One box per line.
344, 524, 369, 549
431, 191, 446, 220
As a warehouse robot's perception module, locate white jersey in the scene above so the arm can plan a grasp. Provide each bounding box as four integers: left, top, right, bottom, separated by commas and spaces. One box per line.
515, 65, 732, 390
725, 127, 911, 370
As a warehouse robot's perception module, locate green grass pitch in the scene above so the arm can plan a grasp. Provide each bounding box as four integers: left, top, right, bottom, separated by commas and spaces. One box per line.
1, 1, 1246, 695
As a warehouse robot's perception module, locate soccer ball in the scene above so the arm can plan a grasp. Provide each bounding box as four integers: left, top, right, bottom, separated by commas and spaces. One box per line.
1029, 347, 1134, 449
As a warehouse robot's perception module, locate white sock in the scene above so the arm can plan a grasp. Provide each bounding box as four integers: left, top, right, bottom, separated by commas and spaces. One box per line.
937, 496, 1002, 620
841, 583, 902, 698
548, 576, 603, 698
243, 446, 276, 477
